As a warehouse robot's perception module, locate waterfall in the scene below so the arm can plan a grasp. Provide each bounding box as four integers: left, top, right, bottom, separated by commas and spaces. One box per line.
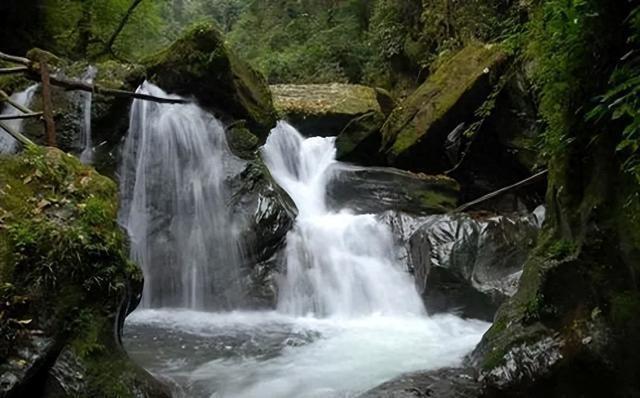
0, 84, 38, 154
119, 82, 243, 310
79, 66, 97, 164
262, 121, 425, 317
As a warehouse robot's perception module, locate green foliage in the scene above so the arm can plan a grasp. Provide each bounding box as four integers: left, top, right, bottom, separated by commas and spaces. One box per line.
41, 0, 169, 60
588, 7, 640, 184
228, 0, 373, 84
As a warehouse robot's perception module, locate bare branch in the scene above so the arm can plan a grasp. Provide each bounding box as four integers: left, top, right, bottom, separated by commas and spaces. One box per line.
452, 170, 548, 213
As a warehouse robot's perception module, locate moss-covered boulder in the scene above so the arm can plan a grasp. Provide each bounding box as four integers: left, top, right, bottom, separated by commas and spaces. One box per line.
271, 83, 390, 139
381, 43, 509, 172
0, 147, 168, 398
146, 23, 277, 141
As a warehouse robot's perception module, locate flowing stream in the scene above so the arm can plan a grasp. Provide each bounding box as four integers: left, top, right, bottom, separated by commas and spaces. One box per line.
0, 84, 38, 154
79, 66, 97, 164
123, 96, 490, 397
119, 82, 243, 310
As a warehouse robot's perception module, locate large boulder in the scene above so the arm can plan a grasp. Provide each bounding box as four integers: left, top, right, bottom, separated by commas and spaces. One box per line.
381, 43, 509, 172
146, 23, 277, 141
271, 84, 392, 151
406, 207, 544, 321
0, 147, 168, 398
326, 164, 459, 215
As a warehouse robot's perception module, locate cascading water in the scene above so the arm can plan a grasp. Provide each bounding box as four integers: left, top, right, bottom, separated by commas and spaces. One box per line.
0, 84, 38, 154
79, 66, 97, 164
119, 81, 242, 310
262, 121, 425, 317
124, 118, 491, 398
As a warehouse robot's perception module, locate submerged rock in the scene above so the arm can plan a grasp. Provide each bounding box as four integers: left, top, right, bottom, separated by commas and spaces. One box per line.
358, 367, 482, 398
381, 43, 508, 172
147, 23, 277, 141
0, 147, 168, 397
403, 207, 544, 321
326, 165, 459, 215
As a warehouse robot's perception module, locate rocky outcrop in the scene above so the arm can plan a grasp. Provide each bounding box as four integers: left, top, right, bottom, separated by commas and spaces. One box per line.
409, 208, 544, 321
147, 23, 277, 141
381, 43, 509, 172
326, 164, 459, 215
0, 147, 168, 398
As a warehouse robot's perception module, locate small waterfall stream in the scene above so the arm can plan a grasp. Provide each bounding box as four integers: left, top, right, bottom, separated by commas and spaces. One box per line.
263, 122, 425, 317
79, 66, 97, 164
119, 82, 242, 310
0, 85, 38, 154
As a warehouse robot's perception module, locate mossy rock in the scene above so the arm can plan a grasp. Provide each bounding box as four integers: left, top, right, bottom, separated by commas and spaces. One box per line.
271, 83, 388, 138
146, 22, 277, 141
381, 42, 509, 172
0, 146, 168, 397
226, 123, 260, 160
335, 111, 387, 166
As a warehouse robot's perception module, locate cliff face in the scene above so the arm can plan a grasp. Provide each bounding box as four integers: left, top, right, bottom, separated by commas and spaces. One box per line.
0, 147, 169, 398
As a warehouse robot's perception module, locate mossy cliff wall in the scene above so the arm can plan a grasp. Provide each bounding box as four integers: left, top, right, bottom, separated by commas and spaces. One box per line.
0, 147, 168, 398
471, 1, 640, 396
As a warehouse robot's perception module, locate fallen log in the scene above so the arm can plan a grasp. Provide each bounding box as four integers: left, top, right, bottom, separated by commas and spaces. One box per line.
0, 51, 187, 104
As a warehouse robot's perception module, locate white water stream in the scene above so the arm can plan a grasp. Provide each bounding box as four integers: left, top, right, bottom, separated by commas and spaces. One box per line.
123, 99, 490, 397
79, 66, 97, 164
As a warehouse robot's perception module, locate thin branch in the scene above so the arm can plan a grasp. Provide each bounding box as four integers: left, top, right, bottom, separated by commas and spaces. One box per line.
100, 0, 144, 56
452, 170, 548, 213
0, 112, 42, 121
0, 67, 29, 75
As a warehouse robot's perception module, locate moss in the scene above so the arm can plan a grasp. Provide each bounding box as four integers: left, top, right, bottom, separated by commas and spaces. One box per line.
227, 124, 259, 160
380, 42, 509, 172
147, 22, 277, 140
610, 291, 640, 327
0, 147, 158, 396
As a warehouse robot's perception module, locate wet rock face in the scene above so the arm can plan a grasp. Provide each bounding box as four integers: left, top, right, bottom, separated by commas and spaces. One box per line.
326, 164, 460, 215
147, 23, 277, 141
0, 147, 169, 398
228, 161, 296, 308
358, 368, 482, 398
403, 207, 544, 321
